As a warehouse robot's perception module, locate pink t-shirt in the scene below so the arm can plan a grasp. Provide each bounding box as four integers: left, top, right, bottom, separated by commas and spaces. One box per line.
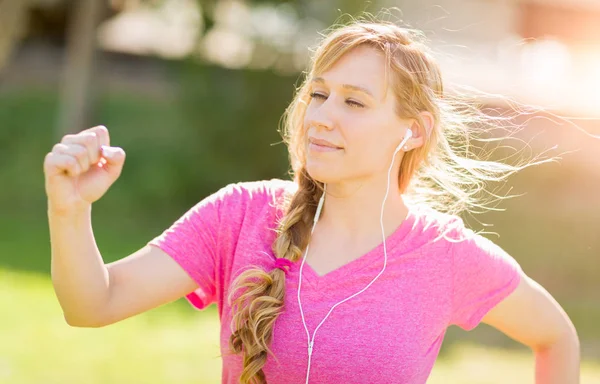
148, 179, 521, 384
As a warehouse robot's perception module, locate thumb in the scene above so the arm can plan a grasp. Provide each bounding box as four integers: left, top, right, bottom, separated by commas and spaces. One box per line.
100, 145, 126, 178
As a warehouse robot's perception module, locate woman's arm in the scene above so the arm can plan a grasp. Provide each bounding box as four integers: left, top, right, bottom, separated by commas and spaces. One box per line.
481, 271, 580, 384
50, 207, 198, 328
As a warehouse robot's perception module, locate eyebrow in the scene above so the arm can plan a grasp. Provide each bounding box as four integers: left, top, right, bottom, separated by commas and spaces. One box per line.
311, 77, 375, 98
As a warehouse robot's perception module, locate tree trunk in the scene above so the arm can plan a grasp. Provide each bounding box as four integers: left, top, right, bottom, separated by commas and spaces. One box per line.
0, 0, 29, 75
56, 0, 105, 138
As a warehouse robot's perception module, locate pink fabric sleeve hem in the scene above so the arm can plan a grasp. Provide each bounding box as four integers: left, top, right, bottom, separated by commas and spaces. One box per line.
459, 270, 522, 331
185, 291, 210, 310
147, 242, 214, 310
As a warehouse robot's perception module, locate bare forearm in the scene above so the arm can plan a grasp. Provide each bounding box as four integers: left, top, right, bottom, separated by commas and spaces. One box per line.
534, 335, 580, 384
48, 205, 110, 326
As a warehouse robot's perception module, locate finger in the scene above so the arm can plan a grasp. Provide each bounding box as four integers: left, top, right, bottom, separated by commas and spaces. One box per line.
53, 143, 91, 174
62, 132, 100, 165
100, 146, 126, 167
82, 125, 110, 148
44, 152, 81, 178
100, 146, 126, 179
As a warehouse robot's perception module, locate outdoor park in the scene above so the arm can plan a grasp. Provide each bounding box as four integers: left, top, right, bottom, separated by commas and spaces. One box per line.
1, 0, 599, 383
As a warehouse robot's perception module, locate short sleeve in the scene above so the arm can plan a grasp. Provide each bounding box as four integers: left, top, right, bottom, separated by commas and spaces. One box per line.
147, 184, 233, 310
449, 225, 522, 330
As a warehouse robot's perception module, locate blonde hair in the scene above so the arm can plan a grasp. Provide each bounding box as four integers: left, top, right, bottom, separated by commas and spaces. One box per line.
227, 16, 552, 383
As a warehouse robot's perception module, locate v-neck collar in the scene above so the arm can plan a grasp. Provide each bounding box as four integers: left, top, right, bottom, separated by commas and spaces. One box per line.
294, 205, 418, 289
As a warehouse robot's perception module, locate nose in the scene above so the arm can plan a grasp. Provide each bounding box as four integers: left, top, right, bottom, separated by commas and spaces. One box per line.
306, 97, 337, 131
308, 119, 333, 132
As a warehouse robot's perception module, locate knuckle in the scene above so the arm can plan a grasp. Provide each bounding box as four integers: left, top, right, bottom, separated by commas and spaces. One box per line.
82, 132, 97, 144
52, 155, 68, 169
60, 134, 75, 143
65, 156, 79, 170
73, 144, 88, 156
82, 134, 100, 154
43, 153, 55, 169
97, 125, 108, 135
68, 147, 88, 167
96, 126, 110, 145
52, 143, 65, 153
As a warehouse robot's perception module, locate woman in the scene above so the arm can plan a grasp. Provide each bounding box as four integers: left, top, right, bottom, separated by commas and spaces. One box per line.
44, 20, 579, 384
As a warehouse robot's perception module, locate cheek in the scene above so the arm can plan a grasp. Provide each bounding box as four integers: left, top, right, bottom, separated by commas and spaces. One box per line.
346, 128, 396, 169
303, 107, 312, 126
346, 136, 385, 169
303, 101, 319, 123
346, 122, 383, 152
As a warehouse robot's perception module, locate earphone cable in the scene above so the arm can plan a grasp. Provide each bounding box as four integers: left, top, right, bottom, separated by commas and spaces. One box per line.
297, 141, 404, 384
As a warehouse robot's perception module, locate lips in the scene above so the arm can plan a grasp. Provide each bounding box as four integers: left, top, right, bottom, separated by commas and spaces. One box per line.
308, 137, 343, 149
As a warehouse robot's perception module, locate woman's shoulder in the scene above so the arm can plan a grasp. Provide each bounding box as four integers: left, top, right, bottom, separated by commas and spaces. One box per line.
410, 204, 464, 231
219, 178, 296, 203
411, 204, 511, 261
409, 203, 471, 243
210, 178, 296, 215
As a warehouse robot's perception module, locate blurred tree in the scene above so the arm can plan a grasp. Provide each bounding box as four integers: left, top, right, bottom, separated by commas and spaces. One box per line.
1, 0, 381, 137
57, 0, 108, 138
54, 0, 379, 137
192, 0, 380, 49
0, 0, 29, 74
0, 0, 115, 137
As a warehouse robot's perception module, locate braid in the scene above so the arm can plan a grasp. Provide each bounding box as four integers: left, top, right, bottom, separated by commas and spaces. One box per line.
228, 170, 322, 383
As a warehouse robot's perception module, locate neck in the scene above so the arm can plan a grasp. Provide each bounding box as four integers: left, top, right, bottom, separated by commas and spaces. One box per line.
316, 173, 409, 240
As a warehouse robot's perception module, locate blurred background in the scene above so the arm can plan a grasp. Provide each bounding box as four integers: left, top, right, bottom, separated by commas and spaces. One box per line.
0, 0, 599, 383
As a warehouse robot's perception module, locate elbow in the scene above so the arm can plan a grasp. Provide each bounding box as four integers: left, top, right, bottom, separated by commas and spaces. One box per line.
532, 325, 580, 355
61, 292, 116, 328
562, 331, 580, 354
63, 312, 109, 328
532, 308, 580, 353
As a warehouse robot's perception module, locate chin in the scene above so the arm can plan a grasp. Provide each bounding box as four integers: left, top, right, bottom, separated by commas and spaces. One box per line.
305, 159, 341, 185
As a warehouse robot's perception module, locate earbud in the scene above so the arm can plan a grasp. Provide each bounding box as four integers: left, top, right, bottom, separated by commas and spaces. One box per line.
394, 128, 413, 154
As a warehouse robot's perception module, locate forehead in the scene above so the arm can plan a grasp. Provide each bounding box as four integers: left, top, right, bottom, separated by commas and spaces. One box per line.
316, 45, 388, 100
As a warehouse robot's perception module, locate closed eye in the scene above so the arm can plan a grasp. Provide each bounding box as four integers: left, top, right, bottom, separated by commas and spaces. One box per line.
309, 92, 365, 109
309, 92, 327, 101
346, 99, 365, 108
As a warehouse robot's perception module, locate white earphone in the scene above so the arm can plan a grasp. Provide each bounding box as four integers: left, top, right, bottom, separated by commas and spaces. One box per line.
395, 127, 413, 154
297, 127, 414, 384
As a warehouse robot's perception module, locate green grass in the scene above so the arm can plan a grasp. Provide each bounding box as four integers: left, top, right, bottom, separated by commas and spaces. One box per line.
2, 267, 599, 384
0, 268, 222, 384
